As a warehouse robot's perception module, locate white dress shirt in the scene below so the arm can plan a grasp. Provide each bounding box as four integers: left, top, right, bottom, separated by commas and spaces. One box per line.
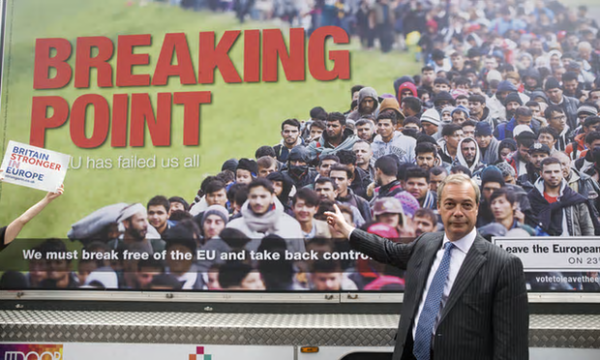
412, 228, 477, 339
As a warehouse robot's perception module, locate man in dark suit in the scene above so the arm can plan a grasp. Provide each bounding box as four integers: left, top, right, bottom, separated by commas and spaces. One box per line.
325, 173, 529, 360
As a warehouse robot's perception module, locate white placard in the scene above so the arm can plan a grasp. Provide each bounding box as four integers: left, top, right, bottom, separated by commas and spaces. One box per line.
492, 237, 600, 271
1, 140, 70, 192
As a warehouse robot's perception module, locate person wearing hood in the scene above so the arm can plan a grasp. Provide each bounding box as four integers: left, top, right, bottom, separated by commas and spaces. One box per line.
544, 77, 580, 131
495, 106, 541, 141
226, 178, 305, 253
507, 132, 536, 177
552, 151, 600, 235
395, 79, 418, 104
266, 171, 295, 213
453, 137, 484, 175
281, 146, 318, 189
528, 157, 594, 236
379, 97, 406, 127
347, 87, 380, 121
432, 90, 455, 112
440, 106, 454, 123
521, 67, 542, 94
475, 122, 500, 165
273, 119, 304, 163
573, 131, 600, 183
371, 110, 417, 164
307, 112, 358, 162
487, 80, 530, 121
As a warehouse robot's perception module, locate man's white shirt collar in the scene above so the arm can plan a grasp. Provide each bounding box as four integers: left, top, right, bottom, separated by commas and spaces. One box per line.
442, 227, 477, 255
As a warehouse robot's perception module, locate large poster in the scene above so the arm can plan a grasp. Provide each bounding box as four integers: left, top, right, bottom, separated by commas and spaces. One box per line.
1, 0, 600, 293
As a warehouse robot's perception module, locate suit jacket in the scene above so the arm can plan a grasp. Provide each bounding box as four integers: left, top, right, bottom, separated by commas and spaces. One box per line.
349, 230, 529, 360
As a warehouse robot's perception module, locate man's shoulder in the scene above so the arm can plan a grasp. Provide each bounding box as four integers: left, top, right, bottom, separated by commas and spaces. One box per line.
474, 235, 519, 264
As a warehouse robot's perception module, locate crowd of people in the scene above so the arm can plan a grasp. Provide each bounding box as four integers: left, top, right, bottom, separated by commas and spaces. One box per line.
2, 0, 600, 292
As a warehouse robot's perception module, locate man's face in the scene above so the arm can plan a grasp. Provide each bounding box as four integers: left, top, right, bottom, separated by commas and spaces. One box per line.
461, 141, 477, 163
530, 152, 548, 170
206, 188, 227, 207
353, 142, 373, 166
482, 182, 502, 202
46, 259, 70, 283
136, 267, 160, 290
550, 54, 561, 68
281, 124, 299, 145
590, 91, 600, 102
546, 88, 563, 103
272, 180, 283, 197
329, 170, 350, 196
422, 70, 435, 85
258, 164, 277, 178
404, 122, 420, 132
456, 98, 469, 108
310, 125, 324, 140
462, 125, 475, 139
429, 172, 447, 192
422, 122, 438, 136
517, 144, 531, 161
434, 83, 450, 94
505, 101, 520, 117
524, 76, 538, 88
401, 89, 414, 98
452, 112, 467, 125
361, 97, 376, 114
405, 177, 429, 201
476, 134, 492, 149
564, 79, 578, 95
170, 202, 185, 212
451, 54, 464, 69
414, 216, 436, 236
311, 272, 342, 291
468, 101, 484, 116
356, 123, 374, 141
318, 159, 338, 177
293, 198, 317, 223
315, 182, 337, 201
236, 169, 253, 184
485, 57, 498, 70
416, 152, 436, 171
516, 115, 532, 126
538, 133, 556, 149
241, 272, 265, 290
203, 214, 226, 240
496, 91, 510, 103
445, 130, 463, 149
548, 111, 567, 132
499, 147, 512, 161
248, 186, 274, 215
584, 122, 600, 134
490, 195, 514, 222
326, 120, 344, 139
529, 105, 541, 117
542, 163, 563, 189
554, 153, 571, 179
377, 119, 395, 139
125, 213, 148, 240
148, 205, 169, 231
438, 182, 479, 241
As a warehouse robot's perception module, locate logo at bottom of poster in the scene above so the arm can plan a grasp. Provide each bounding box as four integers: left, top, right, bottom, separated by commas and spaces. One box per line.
0, 344, 63, 360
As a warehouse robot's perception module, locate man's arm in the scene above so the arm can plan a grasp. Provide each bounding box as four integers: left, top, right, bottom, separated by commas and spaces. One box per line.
4, 184, 64, 246
325, 204, 418, 270
492, 255, 529, 360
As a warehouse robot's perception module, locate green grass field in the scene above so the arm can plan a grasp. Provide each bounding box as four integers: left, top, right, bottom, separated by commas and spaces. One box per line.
0, 0, 420, 239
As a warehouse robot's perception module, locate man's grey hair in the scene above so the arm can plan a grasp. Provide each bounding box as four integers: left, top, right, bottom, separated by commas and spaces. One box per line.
437, 173, 481, 206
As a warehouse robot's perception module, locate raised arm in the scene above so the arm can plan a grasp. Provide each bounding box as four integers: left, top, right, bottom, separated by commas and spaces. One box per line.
4, 184, 64, 246
325, 204, 417, 270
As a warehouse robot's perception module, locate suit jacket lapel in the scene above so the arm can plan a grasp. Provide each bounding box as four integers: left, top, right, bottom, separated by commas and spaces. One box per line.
409, 235, 444, 318
438, 235, 488, 325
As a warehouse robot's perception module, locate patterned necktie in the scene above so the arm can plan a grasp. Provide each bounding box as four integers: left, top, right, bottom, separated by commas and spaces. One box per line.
413, 242, 454, 360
